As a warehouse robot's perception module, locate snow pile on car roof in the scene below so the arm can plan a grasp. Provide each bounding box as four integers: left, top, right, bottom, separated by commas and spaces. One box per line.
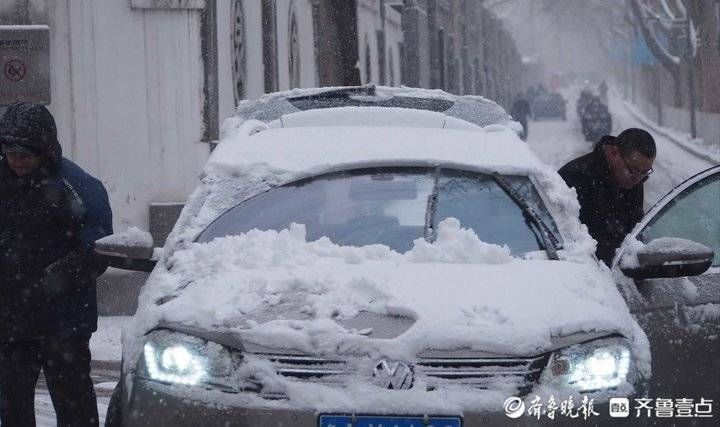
234, 85, 514, 129
270, 106, 482, 130
208, 122, 541, 178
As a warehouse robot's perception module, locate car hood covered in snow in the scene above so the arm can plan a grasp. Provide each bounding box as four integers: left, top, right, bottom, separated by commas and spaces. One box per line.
129, 220, 648, 370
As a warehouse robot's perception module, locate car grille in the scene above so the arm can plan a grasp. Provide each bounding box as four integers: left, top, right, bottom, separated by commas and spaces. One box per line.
416, 355, 549, 396
249, 352, 549, 398
260, 353, 348, 381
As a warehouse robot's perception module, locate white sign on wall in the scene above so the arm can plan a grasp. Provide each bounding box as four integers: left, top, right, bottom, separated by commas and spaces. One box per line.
0, 25, 50, 105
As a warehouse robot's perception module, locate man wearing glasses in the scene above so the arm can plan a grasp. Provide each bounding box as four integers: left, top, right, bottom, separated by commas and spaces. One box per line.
559, 128, 656, 266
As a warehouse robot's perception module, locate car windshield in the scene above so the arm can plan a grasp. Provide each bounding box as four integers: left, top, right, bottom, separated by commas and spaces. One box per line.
196, 168, 560, 255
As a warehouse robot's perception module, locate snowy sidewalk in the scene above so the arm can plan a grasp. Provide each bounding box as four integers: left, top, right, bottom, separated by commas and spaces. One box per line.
608, 87, 717, 208
620, 96, 720, 164
89, 316, 129, 363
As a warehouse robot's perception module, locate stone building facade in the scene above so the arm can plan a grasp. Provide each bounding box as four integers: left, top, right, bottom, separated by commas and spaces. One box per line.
0, 0, 522, 236
0, 0, 523, 314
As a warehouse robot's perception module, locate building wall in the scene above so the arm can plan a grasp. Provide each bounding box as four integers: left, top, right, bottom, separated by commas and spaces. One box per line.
275, 0, 316, 90
414, 0, 521, 100
46, 0, 210, 232
2, 0, 522, 237
358, 1, 379, 84
357, 0, 402, 85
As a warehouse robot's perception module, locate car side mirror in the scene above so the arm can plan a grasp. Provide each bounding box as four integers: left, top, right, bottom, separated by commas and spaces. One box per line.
95, 228, 158, 272
620, 237, 714, 280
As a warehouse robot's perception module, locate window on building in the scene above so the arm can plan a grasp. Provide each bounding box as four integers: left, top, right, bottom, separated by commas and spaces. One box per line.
365, 36, 373, 84
474, 57, 483, 95
232, 0, 246, 105
388, 48, 395, 86
437, 29, 446, 89
716, 1, 720, 51
447, 35, 457, 94
262, 0, 278, 93
288, 2, 301, 89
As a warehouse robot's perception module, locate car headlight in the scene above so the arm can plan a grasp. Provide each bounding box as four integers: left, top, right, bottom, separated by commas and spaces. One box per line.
540, 337, 636, 392
140, 330, 245, 391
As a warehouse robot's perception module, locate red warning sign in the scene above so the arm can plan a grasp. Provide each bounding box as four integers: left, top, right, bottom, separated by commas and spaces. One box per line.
4, 59, 26, 82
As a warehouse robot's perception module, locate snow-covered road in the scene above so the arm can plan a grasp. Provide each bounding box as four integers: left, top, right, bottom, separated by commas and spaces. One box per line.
527, 85, 716, 210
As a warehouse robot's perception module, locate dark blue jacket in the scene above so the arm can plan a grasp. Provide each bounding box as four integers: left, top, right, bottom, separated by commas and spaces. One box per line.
0, 102, 113, 341
59, 158, 113, 253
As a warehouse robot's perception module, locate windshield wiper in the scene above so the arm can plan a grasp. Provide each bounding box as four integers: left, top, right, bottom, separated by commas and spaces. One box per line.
492, 173, 560, 260
424, 167, 441, 242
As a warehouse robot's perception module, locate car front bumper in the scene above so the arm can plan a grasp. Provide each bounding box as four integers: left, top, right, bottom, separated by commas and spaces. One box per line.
120, 376, 649, 427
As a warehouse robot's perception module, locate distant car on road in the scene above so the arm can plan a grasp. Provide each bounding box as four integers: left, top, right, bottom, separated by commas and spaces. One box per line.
532, 91, 567, 120
579, 96, 612, 142
97, 86, 715, 426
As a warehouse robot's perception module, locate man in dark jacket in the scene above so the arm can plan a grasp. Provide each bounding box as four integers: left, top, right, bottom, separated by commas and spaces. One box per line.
558, 128, 656, 266
0, 102, 112, 427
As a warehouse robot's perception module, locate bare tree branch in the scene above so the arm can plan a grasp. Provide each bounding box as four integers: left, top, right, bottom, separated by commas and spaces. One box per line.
659, 0, 675, 20
627, 0, 680, 74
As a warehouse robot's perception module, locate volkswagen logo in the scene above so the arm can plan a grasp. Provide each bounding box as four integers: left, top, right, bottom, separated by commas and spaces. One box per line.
372, 360, 414, 390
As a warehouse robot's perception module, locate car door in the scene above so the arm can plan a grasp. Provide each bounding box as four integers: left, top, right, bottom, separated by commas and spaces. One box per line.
615, 167, 720, 399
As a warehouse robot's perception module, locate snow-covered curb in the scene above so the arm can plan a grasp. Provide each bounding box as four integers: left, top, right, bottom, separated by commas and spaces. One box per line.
620, 99, 720, 164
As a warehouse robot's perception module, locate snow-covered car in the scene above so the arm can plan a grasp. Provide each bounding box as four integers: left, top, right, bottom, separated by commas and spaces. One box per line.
97, 87, 714, 426
532, 92, 566, 120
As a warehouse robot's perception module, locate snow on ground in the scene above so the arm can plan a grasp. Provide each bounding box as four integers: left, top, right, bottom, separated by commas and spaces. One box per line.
34, 393, 109, 427
526, 85, 716, 210
90, 316, 130, 362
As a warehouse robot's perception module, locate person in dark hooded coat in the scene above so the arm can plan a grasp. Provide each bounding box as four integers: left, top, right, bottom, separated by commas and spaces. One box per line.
0, 102, 112, 427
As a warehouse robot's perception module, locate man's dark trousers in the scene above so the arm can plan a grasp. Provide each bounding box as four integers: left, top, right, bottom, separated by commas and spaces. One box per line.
0, 336, 98, 427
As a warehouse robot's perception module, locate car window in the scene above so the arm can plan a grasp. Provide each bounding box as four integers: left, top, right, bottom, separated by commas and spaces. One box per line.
288, 94, 454, 113
639, 173, 720, 266
195, 168, 560, 255
196, 169, 433, 252
435, 171, 559, 254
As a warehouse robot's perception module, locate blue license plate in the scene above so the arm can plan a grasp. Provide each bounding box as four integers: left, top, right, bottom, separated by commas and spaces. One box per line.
318, 415, 462, 427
